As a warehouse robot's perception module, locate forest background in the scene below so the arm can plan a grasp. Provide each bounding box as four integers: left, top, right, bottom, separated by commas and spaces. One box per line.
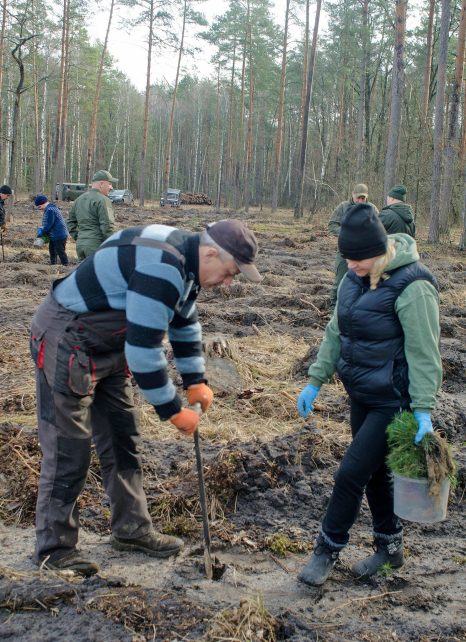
1, 0, 465, 242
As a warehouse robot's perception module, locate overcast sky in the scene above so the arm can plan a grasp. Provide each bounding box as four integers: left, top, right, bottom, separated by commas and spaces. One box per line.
87, 0, 319, 91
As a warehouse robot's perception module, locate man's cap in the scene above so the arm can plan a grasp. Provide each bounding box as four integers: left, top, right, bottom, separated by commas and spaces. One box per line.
34, 194, 48, 206
352, 183, 369, 197
205, 219, 262, 283
338, 203, 388, 261
92, 169, 118, 183
388, 184, 407, 201
0, 184, 12, 195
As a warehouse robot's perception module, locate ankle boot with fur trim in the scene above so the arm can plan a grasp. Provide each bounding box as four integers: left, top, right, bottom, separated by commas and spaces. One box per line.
298, 535, 341, 587
351, 533, 404, 578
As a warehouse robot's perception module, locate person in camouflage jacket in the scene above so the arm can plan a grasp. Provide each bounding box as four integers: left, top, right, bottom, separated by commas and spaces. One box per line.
328, 183, 378, 307
67, 170, 116, 261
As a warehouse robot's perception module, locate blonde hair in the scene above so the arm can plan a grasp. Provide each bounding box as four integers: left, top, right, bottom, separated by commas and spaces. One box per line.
369, 239, 396, 289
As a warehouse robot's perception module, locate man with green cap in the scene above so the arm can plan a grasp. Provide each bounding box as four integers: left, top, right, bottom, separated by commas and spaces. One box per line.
67, 170, 117, 261
328, 183, 379, 308
379, 185, 415, 238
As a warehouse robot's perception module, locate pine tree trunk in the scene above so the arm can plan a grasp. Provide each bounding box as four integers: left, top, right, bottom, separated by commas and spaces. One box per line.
139, 0, 154, 207
383, 0, 407, 198
428, 0, 451, 242
50, 0, 69, 199
294, 0, 322, 219
9, 34, 36, 190
56, 0, 70, 196
0, 0, 7, 181
163, 0, 186, 195
355, 0, 369, 179
271, 0, 290, 212
243, 0, 254, 213
439, 0, 465, 233
414, 0, 435, 213
85, 0, 114, 186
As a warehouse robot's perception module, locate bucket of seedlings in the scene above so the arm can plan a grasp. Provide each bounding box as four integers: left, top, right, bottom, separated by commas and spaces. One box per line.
387, 411, 456, 523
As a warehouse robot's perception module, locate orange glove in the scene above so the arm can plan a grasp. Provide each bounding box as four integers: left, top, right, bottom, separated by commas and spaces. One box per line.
186, 383, 214, 412
170, 408, 200, 435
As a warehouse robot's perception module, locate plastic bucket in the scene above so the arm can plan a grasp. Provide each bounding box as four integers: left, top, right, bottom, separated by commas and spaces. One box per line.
33, 238, 45, 248
393, 474, 450, 523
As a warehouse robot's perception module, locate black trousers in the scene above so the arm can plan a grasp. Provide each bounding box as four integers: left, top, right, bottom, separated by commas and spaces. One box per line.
49, 238, 69, 265
321, 400, 402, 548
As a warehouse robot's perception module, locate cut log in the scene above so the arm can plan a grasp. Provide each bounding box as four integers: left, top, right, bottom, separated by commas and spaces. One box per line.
180, 192, 213, 205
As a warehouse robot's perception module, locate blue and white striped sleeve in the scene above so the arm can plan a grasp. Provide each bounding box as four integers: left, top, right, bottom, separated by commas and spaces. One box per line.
124, 257, 185, 420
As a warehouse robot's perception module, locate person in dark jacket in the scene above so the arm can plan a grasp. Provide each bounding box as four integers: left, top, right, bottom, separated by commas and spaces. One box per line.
0, 184, 12, 234
34, 195, 69, 265
30, 219, 262, 576
379, 185, 416, 237
296, 204, 441, 587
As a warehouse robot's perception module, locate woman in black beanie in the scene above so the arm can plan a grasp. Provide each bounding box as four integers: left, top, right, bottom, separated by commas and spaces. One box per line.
296, 203, 442, 586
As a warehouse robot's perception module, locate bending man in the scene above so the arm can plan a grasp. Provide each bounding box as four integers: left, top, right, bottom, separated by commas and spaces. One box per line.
30, 219, 262, 575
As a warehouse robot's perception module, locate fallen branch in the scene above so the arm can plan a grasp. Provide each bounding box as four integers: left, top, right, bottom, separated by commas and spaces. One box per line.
327, 590, 402, 615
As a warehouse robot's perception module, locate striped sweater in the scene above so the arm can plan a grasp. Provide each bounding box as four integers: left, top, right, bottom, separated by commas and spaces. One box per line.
53, 224, 205, 419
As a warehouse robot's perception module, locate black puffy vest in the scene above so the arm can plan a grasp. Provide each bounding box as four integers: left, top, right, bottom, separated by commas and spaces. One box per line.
337, 261, 438, 407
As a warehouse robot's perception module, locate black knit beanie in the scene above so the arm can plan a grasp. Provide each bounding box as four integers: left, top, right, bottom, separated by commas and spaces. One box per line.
338, 203, 388, 260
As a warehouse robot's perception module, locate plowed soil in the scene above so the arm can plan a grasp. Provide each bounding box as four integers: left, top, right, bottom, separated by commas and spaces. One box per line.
0, 203, 465, 642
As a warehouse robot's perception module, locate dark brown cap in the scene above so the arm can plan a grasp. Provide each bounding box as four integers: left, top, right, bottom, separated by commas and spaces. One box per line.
206, 219, 262, 282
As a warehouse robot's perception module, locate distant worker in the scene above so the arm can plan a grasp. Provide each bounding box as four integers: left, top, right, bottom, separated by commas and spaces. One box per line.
379, 185, 416, 238
0, 184, 13, 234
34, 195, 70, 266
328, 183, 379, 308
67, 170, 117, 261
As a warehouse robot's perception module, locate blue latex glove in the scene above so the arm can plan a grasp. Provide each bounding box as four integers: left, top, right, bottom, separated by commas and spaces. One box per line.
37, 227, 44, 237
413, 411, 434, 445
297, 384, 320, 418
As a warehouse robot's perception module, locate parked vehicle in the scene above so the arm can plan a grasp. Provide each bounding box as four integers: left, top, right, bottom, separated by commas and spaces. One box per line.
160, 188, 181, 207
108, 189, 134, 205
55, 182, 88, 201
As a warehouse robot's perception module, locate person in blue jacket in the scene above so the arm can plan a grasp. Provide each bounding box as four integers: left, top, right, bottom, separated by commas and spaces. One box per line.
34, 194, 69, 266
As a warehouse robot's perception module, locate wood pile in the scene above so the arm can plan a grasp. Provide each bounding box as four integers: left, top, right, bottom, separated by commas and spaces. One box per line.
180, 192, 213, 205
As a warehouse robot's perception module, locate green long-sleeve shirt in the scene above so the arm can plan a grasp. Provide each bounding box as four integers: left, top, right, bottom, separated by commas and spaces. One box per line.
308, 234, 442, 413
67, 188, 115, 250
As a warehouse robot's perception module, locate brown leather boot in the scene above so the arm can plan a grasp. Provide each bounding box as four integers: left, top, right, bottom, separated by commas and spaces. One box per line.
38, 549, 99, 576
111, 531, 183, 558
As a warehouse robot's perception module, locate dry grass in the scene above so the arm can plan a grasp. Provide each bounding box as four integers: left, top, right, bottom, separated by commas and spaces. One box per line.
142, 334, 310, 442
204, 596, 278, 642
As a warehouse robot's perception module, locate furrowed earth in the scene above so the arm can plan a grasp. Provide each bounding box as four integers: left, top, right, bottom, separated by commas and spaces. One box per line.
0, 203, 464, 642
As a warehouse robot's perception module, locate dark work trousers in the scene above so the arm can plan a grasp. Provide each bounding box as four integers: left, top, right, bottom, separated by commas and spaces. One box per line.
30, 293, 153, 562
320, 400, 403, 549
49, 238, 69, 265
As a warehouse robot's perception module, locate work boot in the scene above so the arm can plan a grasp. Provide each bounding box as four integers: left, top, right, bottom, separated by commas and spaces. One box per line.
298, 536, 340, 587
111, 531, 183, 558
352, 533, 404, 578
38, 549, 99, 577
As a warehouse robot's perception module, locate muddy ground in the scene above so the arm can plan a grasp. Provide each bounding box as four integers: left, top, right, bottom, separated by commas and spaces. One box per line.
0, 203, 465, 642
